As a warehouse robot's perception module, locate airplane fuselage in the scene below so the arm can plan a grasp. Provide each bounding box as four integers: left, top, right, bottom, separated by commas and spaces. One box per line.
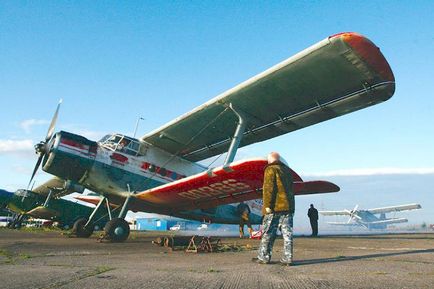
41, 131, 262, 224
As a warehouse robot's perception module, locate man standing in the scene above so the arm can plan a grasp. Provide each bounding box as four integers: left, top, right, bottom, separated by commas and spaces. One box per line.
237, 201, 253, 238
308, 204, 319, 237
254, 152, 294, 265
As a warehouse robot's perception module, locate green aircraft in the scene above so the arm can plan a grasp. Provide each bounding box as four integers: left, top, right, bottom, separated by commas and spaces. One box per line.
0, 188, 109, 230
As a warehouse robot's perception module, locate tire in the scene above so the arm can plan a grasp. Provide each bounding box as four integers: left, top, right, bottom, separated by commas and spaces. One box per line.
104, 218, 130, 242
72, 218, 94, 238
6, 220, 22, 229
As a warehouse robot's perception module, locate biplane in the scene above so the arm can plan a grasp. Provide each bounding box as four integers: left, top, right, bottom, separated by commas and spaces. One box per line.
23, 32, 394, 241
0, 188, 109, 229
320, 203, 421, 229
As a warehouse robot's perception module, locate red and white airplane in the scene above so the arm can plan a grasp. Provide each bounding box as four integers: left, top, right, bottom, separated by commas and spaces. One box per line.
25, 32, 395, 242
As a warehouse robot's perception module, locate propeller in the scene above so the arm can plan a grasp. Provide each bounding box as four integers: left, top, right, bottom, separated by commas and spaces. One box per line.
346, 204, 360, 223
27, 99, 62, 190
21, 181, 35, 202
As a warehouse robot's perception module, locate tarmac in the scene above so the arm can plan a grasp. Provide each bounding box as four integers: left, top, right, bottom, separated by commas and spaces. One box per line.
1, 228, 434, 289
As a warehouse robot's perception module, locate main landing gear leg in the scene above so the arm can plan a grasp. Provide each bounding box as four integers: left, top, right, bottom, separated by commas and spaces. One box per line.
72, 196, 106, 238
7, 213, 24, 229
103, 195, 132, 243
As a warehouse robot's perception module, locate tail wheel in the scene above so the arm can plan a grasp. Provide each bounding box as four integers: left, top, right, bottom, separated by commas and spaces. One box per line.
72, 218, 94, 238
104, 218, 130, 242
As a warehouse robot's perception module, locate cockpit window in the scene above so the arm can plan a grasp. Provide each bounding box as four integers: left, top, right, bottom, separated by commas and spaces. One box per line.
99, 134, 145, 157
15, 189, 35, 198
14, 189, 27, 197
98, 135, 111, 143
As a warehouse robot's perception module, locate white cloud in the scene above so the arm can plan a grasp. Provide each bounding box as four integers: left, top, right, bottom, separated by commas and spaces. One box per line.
303, 167, 434, 177
11, 164, 32, 175
19, 119, 49, 134
0, 139, 34, 156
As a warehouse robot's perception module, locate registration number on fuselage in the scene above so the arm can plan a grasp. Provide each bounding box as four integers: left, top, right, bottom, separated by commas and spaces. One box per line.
178, 179, 251, 200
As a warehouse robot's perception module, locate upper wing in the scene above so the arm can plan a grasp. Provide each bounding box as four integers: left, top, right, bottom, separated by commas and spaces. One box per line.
320, 210, 351, 216
135, 158, 339, 211
367, 204, 422, 214
32, 177, 84, 198
141, 32, 395, 162
33, 177, 66, 196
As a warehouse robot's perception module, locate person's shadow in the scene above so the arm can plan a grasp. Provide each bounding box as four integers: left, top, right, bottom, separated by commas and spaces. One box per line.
292, 248, 434, 266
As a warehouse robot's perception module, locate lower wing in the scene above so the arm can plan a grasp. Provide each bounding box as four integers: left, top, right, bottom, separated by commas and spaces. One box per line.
135, 158, 339, 211
327, 222, 360, 226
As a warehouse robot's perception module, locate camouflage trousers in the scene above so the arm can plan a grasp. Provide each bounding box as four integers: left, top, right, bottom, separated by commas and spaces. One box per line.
257, 213, 293, 263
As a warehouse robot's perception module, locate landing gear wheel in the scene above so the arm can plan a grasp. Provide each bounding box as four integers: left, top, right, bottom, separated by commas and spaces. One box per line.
104, 218, 130, 242
72, 218, 94, 238
8, 222, 22, 229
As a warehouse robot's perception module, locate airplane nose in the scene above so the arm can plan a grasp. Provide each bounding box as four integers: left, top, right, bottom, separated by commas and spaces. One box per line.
42, 131, 97, 182
0, 189, 13, 208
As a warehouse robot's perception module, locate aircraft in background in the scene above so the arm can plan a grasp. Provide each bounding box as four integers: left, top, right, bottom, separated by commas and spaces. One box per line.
24, 32, 394, 242
169, 224, 182, 231
0, 188, 109, 230
320, 203, 422, 229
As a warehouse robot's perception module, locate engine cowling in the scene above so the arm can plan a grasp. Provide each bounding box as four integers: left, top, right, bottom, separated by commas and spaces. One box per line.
42, 131, 97, 182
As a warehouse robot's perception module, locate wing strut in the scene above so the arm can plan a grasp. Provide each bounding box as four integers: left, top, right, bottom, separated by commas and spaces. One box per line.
223, 103, 248, 169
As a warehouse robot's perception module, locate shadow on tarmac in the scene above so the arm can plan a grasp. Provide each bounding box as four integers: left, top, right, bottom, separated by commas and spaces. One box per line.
293, 248, 434, 266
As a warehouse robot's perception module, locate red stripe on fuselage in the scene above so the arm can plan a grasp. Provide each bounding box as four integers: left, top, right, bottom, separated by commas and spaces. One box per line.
60, 138, 89, 150
110, 153, 128, 163
58, 144, 95, 157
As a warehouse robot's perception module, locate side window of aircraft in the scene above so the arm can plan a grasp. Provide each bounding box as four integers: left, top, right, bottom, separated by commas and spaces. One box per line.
118, 139, 142, 156
158, 167, 167, 176
137, 143, 147, 157
117, 138, 131, 152
129, 141, 139, 152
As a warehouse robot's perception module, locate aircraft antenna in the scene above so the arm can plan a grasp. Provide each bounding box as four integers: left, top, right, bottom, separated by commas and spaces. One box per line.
133, 117, 144, 138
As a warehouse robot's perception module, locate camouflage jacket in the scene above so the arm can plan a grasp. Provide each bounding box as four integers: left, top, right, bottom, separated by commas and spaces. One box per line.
262, 161, 294, 215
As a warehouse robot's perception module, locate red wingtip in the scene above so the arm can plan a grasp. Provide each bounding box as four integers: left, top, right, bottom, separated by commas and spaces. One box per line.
330, 32, 395, 82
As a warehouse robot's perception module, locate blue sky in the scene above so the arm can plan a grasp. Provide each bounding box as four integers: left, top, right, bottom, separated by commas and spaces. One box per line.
1, 2, 433, 227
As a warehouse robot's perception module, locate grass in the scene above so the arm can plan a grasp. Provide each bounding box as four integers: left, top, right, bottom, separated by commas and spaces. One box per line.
19, 253, 32, 259
207, 267, 221, 273
372, 271, 389, 275
20, 226, 64, 233
0, 249, 14, 264
0, 249, 36, 264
